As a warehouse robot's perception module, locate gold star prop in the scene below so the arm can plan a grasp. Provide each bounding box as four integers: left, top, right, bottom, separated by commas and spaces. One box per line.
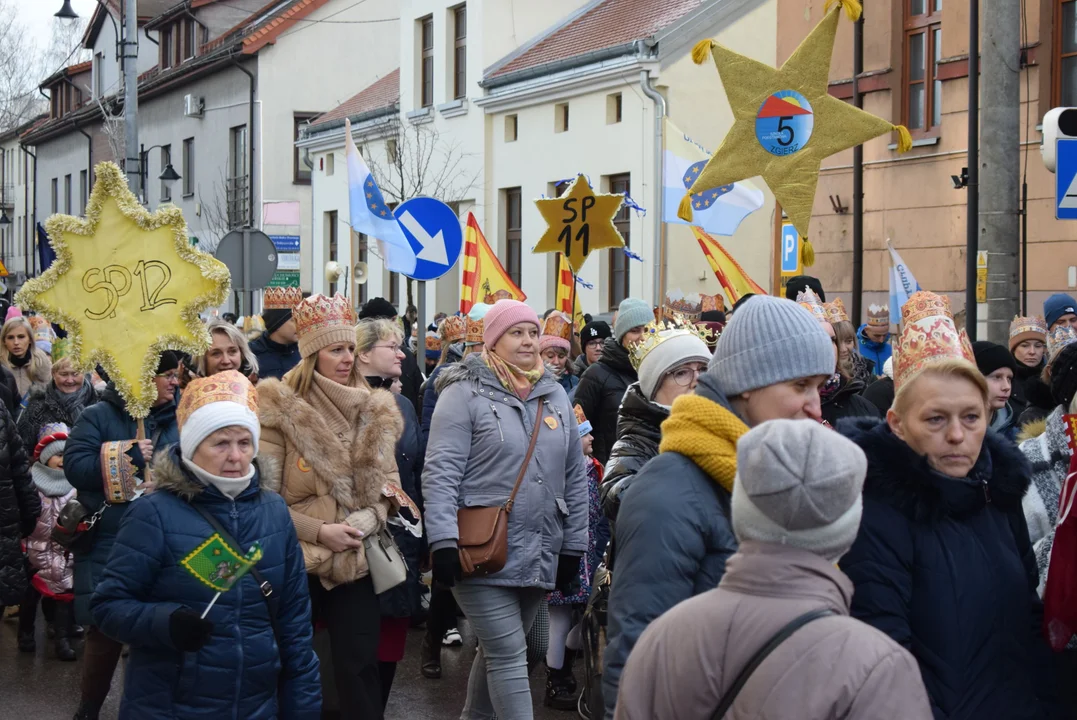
15, 162, 230, 417
679, 0, 911, 258
533, 174, 625, 273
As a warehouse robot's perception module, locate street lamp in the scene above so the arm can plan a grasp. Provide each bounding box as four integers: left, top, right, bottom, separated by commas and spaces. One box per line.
54, 0, 79, 19
0, 211, 10, 226
139, 144, 181, 201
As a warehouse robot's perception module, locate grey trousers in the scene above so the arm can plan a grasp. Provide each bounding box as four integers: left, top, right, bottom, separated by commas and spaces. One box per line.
454, 584, 547, 720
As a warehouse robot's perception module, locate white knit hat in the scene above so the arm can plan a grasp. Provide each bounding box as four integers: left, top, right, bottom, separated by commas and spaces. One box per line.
177, 370, 260, 460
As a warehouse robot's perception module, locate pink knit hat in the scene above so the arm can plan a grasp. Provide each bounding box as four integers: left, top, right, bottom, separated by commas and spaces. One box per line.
483, 300, 540, 348
5, 306, 22, 322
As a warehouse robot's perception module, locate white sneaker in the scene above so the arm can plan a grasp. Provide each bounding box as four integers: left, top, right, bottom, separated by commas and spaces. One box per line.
443, 627, 463, 646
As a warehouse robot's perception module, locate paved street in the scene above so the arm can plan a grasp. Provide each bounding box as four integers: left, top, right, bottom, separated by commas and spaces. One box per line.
0, 612, 568, 719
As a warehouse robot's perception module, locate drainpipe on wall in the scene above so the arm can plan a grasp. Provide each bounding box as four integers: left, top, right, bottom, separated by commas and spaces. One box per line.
21, 145, 34, 276
231, 56, 256, 229
639, 66, 665, 307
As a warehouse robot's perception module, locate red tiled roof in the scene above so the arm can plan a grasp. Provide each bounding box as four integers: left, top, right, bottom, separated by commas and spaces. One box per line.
312, 69, 399, 127
488, 0, 703, 79
200, 0, 335, 55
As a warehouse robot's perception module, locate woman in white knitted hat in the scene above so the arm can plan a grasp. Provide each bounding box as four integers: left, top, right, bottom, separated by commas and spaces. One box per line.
256, 293, 414, 720
603, 295, 837, 719
91, 370, 320, 718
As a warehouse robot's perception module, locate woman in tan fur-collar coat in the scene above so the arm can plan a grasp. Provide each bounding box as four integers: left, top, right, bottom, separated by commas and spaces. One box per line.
257, 293, 413, 720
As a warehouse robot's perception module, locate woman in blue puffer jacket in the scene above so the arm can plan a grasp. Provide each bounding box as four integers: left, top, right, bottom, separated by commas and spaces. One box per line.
91, 371, 320, 719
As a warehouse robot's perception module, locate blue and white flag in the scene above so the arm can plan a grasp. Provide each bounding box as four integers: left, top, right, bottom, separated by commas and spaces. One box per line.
662, 119, 764, 236
888, 240, 921, 321
345, 119, 415, 276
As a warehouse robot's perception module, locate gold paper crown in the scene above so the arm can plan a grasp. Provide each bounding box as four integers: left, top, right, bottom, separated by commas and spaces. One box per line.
573, 404, 588, 426
824, 298, 849, 324
264, 286, 303, 311
1009, 315, 1048, 341
466, 317, 484, 345
701, 293, 725, 314
293, 293, 357, 338
1048, 325, 1077, 362
629, 314, 715, 371
440, 315, 467, 344
894, 291, 975, 388
425, 333, 441, 353
484, 288, 514, 304
795, 287, 828, 325
867, 303, 890, 327
177, 370, 258, 428
541, 312, 573, 342
663, 295, 702, 321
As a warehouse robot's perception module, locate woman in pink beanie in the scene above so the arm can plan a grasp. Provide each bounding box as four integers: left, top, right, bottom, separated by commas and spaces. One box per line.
423, 298, 589, 719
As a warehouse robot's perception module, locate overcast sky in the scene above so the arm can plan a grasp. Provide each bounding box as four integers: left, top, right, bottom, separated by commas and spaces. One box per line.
20, 0, 97, 52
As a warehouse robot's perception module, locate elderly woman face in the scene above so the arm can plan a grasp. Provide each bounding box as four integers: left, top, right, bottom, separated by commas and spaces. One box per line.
887, 371, 987, 478
541, 347, 568, 371
205, 330, 242, 375
493, 322, 540, 369
192, 426, 255, 478
53, 363, 85, 394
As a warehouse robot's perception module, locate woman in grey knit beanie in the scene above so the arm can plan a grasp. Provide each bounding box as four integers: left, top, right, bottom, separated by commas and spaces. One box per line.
603, 295, 837, 718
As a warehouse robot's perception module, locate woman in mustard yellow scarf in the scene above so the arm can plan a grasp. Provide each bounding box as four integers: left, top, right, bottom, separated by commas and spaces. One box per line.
603, 295, 837, 719
423, 300, 589, 720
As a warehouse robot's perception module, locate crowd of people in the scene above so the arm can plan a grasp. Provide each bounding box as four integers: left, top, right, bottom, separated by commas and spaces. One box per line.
1, 281, 1076, 719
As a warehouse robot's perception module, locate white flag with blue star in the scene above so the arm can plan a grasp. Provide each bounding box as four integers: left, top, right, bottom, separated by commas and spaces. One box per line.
888, 239, 921, 322
346, 119, 416, 276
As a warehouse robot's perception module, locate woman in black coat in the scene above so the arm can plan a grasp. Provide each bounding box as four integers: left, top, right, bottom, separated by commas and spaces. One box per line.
838, 349, 1061, 719
0, 401, 38, 616
575, 336, 640, 466
355, 318, 425, 707
17, 356, 97, 453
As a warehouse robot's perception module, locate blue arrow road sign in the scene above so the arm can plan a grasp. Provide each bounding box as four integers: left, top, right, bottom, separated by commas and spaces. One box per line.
780, 223, 801, 275
393, 197, 464, 281
1056, 139, 1077, 220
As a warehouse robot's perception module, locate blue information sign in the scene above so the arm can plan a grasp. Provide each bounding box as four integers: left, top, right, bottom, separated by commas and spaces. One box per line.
1056, 139, 1077, 220
393, 198, 464, 281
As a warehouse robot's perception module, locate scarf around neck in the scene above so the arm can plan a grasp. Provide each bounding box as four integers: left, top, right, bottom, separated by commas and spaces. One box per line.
482, 348, 543, 399
658, 393, 749, 492
182, 457, 254, 500
32, 462, 73, 497
51, 378, 95, 421
10, 349, 31, 368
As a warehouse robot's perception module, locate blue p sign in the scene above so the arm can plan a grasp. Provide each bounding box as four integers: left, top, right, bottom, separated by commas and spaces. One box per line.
780, 224, 800, 275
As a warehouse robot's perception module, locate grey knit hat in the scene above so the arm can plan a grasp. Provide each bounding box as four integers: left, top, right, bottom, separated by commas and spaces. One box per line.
732, 419, 867, 562
708, 295, 835, 396
614, 298, 654, 341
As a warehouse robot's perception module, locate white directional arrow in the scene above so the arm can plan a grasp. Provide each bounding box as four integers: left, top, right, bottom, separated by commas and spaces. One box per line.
399, 211, 449, 265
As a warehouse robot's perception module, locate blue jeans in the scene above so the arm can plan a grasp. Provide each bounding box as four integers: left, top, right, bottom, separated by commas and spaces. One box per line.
453, 584, 546, 720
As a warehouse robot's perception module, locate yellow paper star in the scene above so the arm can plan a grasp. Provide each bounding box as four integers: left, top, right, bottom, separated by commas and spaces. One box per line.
682, 0, 909, 240
14, 162, 230, 418
533, 174, 625, 273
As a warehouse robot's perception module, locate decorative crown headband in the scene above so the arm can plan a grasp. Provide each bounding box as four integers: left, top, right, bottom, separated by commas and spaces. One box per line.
439, 315, 467, 344
1009, 315, 1048, 340
824, 298, 849, 324
176, 370, 258, 428
867, 303, 890, 327
629, 314, 715, 372
465, 317, 485, 345
1048, 325, 1077, 362
893, 291, 975, 388
795, 287, 828, 325
263, 286, 304, 311
541, 312, 573, 341
293, 293, 357, 338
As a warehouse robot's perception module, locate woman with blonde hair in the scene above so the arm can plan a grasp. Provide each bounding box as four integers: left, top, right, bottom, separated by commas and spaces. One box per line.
193, 317, 259, 382
1, 317, 52, 400
838, 291, 1060, 720
256, 293, 414, 720
17, 354, 97, 466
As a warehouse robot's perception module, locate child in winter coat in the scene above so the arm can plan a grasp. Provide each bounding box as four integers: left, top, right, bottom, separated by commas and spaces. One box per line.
20, 423, 77, 661
544, 405, 608, 709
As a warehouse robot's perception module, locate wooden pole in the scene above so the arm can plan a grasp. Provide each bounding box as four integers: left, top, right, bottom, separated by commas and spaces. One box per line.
136, 417, 153, 486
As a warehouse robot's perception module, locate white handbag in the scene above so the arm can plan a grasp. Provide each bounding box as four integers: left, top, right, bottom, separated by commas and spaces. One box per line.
364, 527, 407, 594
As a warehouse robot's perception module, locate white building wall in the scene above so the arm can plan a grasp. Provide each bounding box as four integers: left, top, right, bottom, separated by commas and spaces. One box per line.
89, 17, 163, 101
0, 136, 34, 283
34, 133, 91, 230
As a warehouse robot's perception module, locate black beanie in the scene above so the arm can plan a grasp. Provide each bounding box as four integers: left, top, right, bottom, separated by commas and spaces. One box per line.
731, 293, 757, 315
700, 309, 726, 323
784, 276, 826, 302
263, 308, 292, 335
972, 341, 1017, 378
156, 350, 182, 375
1050, 343, 1077, 409
359, 297, 397, 320
580, 320, 612, 345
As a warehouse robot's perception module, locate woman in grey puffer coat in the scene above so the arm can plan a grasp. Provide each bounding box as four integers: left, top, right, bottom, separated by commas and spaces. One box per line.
423, 300, 589, 720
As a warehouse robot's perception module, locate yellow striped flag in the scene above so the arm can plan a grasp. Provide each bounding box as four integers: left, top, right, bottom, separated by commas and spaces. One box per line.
692, 227, 767, 304
460, 212, 526, 315
555, 255, 585, 330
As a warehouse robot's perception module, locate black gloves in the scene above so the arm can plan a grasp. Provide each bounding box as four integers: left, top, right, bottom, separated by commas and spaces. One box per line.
555, 554, 581, 595
169, 608, 215, 652
432, 547, 462, 588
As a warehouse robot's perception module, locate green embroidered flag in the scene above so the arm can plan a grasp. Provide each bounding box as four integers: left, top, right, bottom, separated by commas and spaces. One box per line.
181, 534, 263, 592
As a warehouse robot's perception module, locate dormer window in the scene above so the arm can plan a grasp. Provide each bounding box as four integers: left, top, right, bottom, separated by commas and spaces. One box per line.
159, 18, 202, 69
161, 27, 172, 68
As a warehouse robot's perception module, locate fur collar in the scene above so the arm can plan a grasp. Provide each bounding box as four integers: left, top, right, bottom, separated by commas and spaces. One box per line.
837, 417, 1031, 522
255, 377, 402, 513
434, 353, 558, 397
153, 447, 279, 502
1017, 417, 1048, 443
1019, 406, 1071, 471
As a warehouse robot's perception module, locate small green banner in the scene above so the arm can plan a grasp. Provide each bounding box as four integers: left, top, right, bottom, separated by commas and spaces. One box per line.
266, 271, 300, 288
181, 534, 263, 592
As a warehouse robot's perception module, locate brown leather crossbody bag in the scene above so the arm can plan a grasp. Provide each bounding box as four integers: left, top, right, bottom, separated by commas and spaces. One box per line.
457, 398, 545, 577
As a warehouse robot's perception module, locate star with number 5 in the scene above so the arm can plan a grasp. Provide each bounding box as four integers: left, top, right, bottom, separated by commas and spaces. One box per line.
682, 1, 906, 238
15, 162, 229, 417
533, 174, 625, 273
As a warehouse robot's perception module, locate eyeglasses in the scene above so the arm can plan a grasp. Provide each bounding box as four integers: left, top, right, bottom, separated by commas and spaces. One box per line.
670, 365, 705, 387
372, 343, 404, 354
157, 371, 180, 381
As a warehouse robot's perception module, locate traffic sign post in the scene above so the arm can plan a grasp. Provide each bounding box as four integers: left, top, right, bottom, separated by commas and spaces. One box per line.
214, 228, 279, 316
393, 197, 464, 281
1056, 138, 1077, 219
780, 223, 801, 276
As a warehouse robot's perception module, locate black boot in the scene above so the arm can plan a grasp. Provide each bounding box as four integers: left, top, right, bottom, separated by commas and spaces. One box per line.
54, 603, 76, 661
17, 598, 36, 653
544, 649, 579, 711
420, 633, 442, 679
72, 701, 101, 720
